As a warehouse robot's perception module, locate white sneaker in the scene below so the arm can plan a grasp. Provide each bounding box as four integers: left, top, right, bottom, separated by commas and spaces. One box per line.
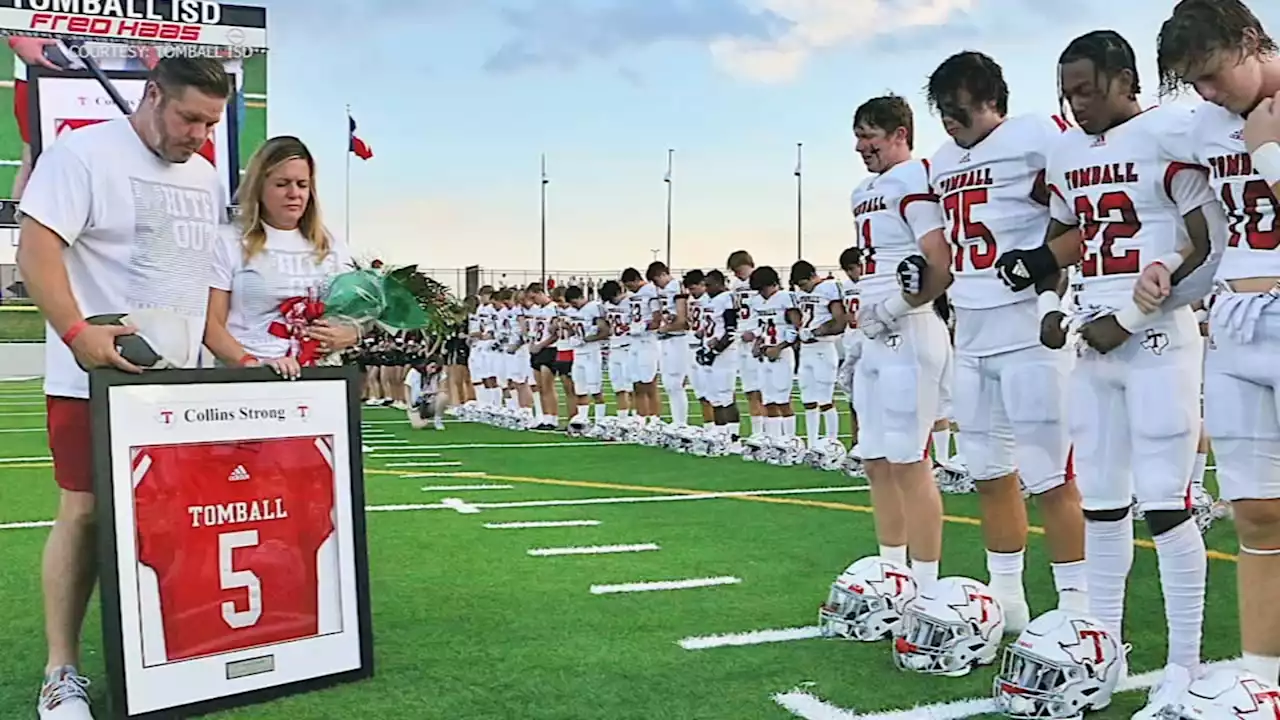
38, 666, 93, 719
433, 418, 445, 431
1132, 663, 1194, 720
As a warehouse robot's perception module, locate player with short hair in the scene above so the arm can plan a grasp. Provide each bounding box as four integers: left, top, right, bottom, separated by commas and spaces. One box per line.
749, 266, 801, 437
1154, 0, 1280, 690
923, 50, 1086, 630
697, 269, 742, 438
847, 94, 951, 591
837, 246, 865, 457
551, 286, 577, 422
621, 266, 662, 420
728, 250, 767, 437
16, 56, 233, 720
566, 285, 609, 430
648, 261, 692, 426
994, 30, 1229, 715
790, 260, 848, 448
525, 282, 560, 430
683, 269, 716, 425
599, 280, 635, 417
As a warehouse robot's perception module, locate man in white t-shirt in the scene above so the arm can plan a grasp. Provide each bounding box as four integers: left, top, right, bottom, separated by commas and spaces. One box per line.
15, 58, 231, 720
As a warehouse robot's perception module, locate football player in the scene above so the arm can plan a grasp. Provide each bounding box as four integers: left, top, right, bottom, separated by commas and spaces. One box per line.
493, 288, 516, 409
600, 280, 635, 417
526, 282, 561, 430
698, 270, 742, 438
1154, 0, 1280, 689
791, 260, 848, 448
463, 294, 486, 408
551, 286, 577, 423
750, 266, 801, 437
683, 270, 716, 425
994, 30, 1229, 714
621, 267, 663, 421
837, 247, 864, 457
848, 94, 951, 590
649, 261, 692, 426
923, 50, 1087, 629
566, 285, 609, 429
506, 289, 536, 420
728, 250, 768, 437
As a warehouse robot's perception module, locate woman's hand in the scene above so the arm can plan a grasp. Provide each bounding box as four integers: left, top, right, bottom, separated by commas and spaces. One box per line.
264, 356, 302, 380
306, 319, 360, 354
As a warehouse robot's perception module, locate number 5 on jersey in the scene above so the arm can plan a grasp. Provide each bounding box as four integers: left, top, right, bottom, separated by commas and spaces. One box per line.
220, 530, 263, 629
944, 189, 997, 271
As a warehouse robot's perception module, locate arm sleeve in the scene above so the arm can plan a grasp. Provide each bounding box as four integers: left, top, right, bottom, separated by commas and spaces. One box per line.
16, 142, 92, 245
901, 196, 944, 242
1158, 104, 1213, 215
209, 226, 239, 292
1165, 163, 1215, 216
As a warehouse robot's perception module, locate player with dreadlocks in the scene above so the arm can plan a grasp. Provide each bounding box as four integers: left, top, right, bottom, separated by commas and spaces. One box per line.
993, 29, 1230, 716
1150, 0, 1280, 693
916, 50, 1085, 636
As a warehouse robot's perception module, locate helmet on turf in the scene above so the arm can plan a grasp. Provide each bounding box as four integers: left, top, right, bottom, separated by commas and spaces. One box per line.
893, 576, 1004, 677
818, 556, 917, 641
993, 609, 1123, 719
1154, 667, 1280, 719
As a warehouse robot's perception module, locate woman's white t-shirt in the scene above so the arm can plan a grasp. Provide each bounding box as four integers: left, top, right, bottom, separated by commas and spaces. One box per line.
210, 223, 351, 359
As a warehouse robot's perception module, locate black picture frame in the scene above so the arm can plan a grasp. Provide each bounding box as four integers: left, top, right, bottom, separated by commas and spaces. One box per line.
89, 365, 373, 719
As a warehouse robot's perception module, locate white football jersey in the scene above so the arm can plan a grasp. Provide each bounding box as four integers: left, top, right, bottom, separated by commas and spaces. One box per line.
1047, 104, 1217, 311
476, 305, 499, 348
510, 305, 528, 345
688, 291, 708, 347
628, 283, 661, 337
730, 275, 760, 339
704, 290, 736, 348
797, 278, 844, 342
850, 159, 945, 306
575, 300, 606, 347
495, 306, 513, 346
554, 305, 575, 350
604, 299, 632, 348
1186, 102, 1280, 281
930, 114, 1069, 309
527, 302, 557, 346
838, 278, 861, 335
756, 289, 797, 347
658, 278, 686, 333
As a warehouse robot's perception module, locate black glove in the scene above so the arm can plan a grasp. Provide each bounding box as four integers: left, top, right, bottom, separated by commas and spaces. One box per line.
896, 255, 927, 296
696, 347, 718, 366
994, 245, 1059, 292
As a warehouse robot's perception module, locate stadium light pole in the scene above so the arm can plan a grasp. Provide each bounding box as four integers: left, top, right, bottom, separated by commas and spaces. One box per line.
540, 154, 548, 285
664, 148, 674, 266
795, 142, 803, 261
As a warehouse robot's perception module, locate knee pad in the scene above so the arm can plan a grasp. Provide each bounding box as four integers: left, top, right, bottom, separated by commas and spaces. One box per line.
1144, 508, 1191, 537
1083, 507, 1129, 523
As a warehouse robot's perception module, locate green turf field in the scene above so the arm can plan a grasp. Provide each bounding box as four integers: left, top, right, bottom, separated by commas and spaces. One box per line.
0, 377, 1244, 719
0, 306, 43, 340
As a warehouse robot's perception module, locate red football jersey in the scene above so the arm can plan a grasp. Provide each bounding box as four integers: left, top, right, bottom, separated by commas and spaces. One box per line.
132, 436, 337, 663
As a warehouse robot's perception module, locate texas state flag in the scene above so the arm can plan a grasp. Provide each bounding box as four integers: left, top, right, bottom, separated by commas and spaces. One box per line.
349, 116, 373, 160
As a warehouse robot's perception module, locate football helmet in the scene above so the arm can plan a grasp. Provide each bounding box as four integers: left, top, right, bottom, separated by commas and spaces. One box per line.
819, 556, 917, 641
82, 310, 194, 371
893, 576, 1004, 677
1154, 667, 1280, 720
993, 609, 1123, 720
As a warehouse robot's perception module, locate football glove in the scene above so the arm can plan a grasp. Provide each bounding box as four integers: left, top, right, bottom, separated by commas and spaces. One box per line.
799, 328, 815, 343
994, 245, 1058, 292
696, 347, 719, 366
896, 254, 927, 296
856, 301, 899, 340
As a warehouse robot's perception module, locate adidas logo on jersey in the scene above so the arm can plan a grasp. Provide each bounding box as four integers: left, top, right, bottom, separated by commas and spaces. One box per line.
1091, 134, 1106, 147
958, 151, 970, 163
228, 465, 251, 482
1231, 129, 1244, 140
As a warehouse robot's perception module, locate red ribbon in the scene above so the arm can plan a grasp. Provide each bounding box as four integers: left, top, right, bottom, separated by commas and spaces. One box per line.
267, 295, 327, 366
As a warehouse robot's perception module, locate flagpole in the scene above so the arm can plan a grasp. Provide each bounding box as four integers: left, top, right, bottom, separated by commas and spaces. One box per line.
664, 148, 673, 266
345, 104, 351, 247
795, 142, 803, 260
540, 154, 548, 286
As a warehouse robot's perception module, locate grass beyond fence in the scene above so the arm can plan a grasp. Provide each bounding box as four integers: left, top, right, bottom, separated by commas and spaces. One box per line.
0, 306, 44, 342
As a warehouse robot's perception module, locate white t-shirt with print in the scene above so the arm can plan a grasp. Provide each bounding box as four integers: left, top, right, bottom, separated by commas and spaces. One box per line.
210, 223, 351, 360
19, 117, 225, 399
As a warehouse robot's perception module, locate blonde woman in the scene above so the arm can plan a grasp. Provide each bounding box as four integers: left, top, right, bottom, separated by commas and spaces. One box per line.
205, 135, 360, 376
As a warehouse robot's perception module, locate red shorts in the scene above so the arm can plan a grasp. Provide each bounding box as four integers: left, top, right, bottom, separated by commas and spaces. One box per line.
14, 78, 29, 144
556, 350, 573, 363
47, 396, 93, 493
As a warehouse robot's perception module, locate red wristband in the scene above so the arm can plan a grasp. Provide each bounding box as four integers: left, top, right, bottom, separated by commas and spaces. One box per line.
61, 320, 88, 347
238, 354, 259, 367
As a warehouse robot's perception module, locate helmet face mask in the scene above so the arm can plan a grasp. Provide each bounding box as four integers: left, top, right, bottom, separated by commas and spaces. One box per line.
891, 576, 1004, 678
992, 609, 1124, 719
818, 557, 917, 642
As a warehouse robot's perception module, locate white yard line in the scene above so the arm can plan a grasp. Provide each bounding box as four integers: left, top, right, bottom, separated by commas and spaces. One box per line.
591, 576, 740, 595
774, 657, 1243, 720
368, 451, 458, 458
0, 456, 52, 463
0, 427, 43, 434
440, 498, 481, 514
408, 471, 488, 478
0, 520, 55, 530
528, 543, 659, 557
368, 485, 870, 513
420, 484, 513, 491
679, 625, 823, 650
485, 520, 600, 529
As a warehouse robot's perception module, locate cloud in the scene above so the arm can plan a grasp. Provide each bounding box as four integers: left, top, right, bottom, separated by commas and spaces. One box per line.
710, 0, 977, 82
484, 0, 792, 73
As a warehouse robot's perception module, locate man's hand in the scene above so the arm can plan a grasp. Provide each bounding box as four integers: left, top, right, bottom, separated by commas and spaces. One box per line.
994, 246, 1058, 292
71, 323, 143, 373
10, 37, 61, 69
856, 302, 896, 340
1133, 262, 1172, 313
799, 328, 816, 344
1040, 311, 1068, 350
896, 255, 927, 296
765, 344, 783, 361
1244, 92, 1280, 152
1079, 315, 1130, 354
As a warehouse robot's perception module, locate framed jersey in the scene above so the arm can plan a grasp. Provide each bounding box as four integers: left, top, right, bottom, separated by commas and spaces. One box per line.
89, 365, 373, 720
